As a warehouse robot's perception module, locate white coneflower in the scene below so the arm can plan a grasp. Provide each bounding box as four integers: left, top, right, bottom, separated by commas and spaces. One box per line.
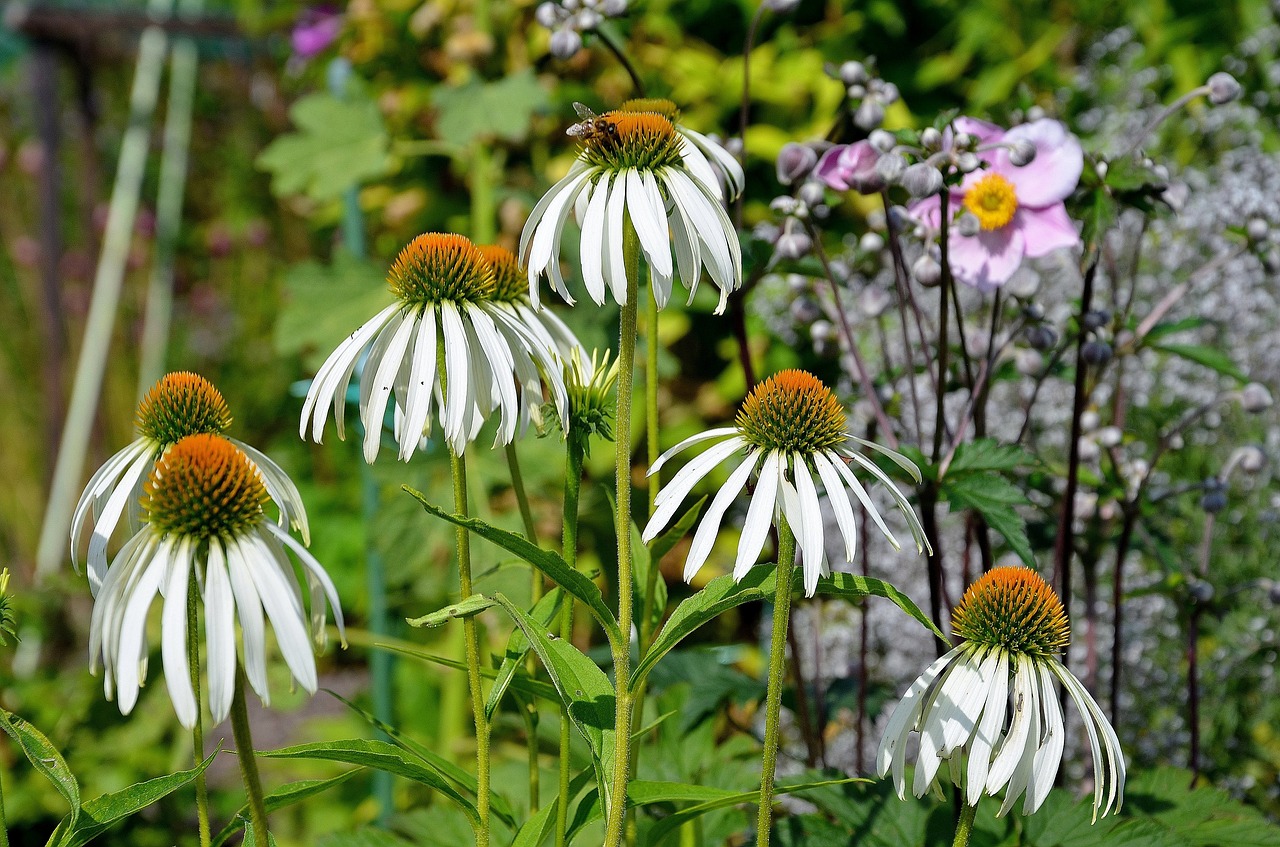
88, 434, 344, 729
641, 369, 927, 596
877, 566, 1125, 821
72, 372, 308, 595
520, 107, 742, 312
300, 233, 569, 460
617, 98, 744, 201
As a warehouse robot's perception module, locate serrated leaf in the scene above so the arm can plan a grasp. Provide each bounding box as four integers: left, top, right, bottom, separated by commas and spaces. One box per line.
432, 70, 549, 146
256, 92, 392, 201
48, 751, 217, 847
485, 588, 565, 720
813, 573, 948, 643
404, 488, 622, 645
945, 438, 1034, 475
210, 769, 359, 847
274, 255, 393, 371
1151, 343, 1247, 383
488, 594, 618, 813
260, 739, 479, 827
0, 707, 80, 825
940, 474, 1036, 568
407, 594, 497, 628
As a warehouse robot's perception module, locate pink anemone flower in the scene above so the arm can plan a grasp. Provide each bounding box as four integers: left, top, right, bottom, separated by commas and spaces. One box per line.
914, 118, 1083, 292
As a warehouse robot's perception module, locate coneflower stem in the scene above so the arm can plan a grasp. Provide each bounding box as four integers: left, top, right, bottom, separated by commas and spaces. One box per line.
951, 800, 978, 847
756, 520, 797, 847
641, 287, 662, 651
602, 222, 640, 847
230, 667, 269, 847
0, 768, 10, 847
556, 441, 585, 847
187, 571, 211, 847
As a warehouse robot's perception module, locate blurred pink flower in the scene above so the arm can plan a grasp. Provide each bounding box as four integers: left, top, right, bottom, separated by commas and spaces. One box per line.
292, 6, 342, 60
914, 119, 1083, 292
814, 140, 884, 194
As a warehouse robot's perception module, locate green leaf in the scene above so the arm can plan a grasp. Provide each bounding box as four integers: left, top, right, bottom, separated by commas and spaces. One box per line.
488, 594, 618, 813
407, 594, 497, 628
404, 488, 621, 645
940, 473, 1036, 568
0, 707, 80, 825
485, 587, 566, 720
1140, 316, 1210, 343
1151, 343, 1247, 383
642, 776, 870, 846
813, 573, 947, 644
48, 751, 217, 847
945, 438, 1035, 476
509, 799, 559, 847
274, 255, 393, 371
260, 739, 479, 827
631, 568, 777, 691
210, 770, 359, 847
256, 92, 392, 201
432, 70, 549, 146
371, 640, 561, 704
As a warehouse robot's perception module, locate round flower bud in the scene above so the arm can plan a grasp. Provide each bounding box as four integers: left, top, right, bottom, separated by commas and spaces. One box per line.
858, 232, 885, 253
575, 8, 602, 28
854, 99, 885, 130
1096, 426, 1123, 448
956, 211, 981, 238
1206, 72, 1242, 105
1200, 481, 1227, 514
874, 152, 906, 183
776, 142, 818, 185
786, 273, 809, 292
775, 228, 812, 260
1080, 410, 1100, 431
536, 2, 562, 26
839, 60, 868, 86
879, 82, 900, 104
868, 129, 896, 153
955, 152, 981, 173
1081, 341, 1113, 366
549, 27, 583, 58
1024, 325, 1057, 350
811, 319, 834, 342
798, 180, 826, 207
754, 222, 781, 244
1082, 309, 1111, 331
847, 84, 867, 99
1006, 266, 1041, 299
902, 162, 943, 197
920, 127, 942, 151
770, 196, 801, 216
1187, 578, 1215, 604
912, 254, 942, 287
1008, 138, 1038, 167
1247, 217, 1269, 242
952, 132, 973, 150
1095, 161, 1109, 180
1240, 382, 1273, 413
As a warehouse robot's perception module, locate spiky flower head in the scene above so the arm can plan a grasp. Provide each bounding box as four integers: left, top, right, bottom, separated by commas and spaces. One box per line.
619, 97, 682, 123
135, 372, 232, 447
475, 244, 531, 304
387, 233, 496, 307
578, 111, 685, 172
736, 369, 849, 455
952, 566, 1070, 658
142, 434, 268, 542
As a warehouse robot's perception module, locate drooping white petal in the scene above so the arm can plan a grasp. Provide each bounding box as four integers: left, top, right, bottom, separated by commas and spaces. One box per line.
828, 453, 903, 550
913, 647, 986, 796
643, 437, 745, 542
468, 307, 520, 446
790, 454, 827, 597
627, 169, 673, 280
681, 450, 761, 582
680, 126, 745, 199
604, 172, 629, 305
203, 540, 237, 723
73, 439, 151, 568
1054, 660, 1125, 819
115, 538, 173, 715
399, 309, 439, 461
439, 301, 472, 452
242, 533, 317, 694
225, 542, 270, 703
360, 309, 417, 463
1026, 660, 1065, 813
734, 450, 781, 579
811, 451, 860, 563
579, 175, 612, 304
527, 171, 592, 306
987, 657, 1036, 794
265, 522, 346, 644
649, 427, 739, 476
998, 659, 1041, 817
966, 648, 1010, 806
876, 646, 965, 797
677, 134, 724, 201
160, 540, 197, 728
302, 302, 402, 443
86, 447, 157, 594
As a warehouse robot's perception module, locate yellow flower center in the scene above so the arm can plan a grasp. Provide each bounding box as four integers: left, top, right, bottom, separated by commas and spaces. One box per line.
142, 434, 268, 541
618, 98, 682, 124
963, 173, 1019, 231
951, 566, 1070, 658
736, 370, 848, 454
475, 244, 529, 304
387, 233, 496, 306
135, 372, 233, 448
579, 111, 684, 172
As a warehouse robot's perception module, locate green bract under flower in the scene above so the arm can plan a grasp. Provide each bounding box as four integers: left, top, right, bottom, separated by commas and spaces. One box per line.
579, 112, 684, 172
736, 370, 848, 454
387, 233, 496, 307
143, 434, 267, 541
952, 566, 1070, 658
476, 244, 530, 304
135, 372, 233, 447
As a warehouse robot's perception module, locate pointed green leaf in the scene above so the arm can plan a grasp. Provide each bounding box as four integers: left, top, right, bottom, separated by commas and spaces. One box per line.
404, 487, 621, 645
260, 739, 479, 827
945, 439, 1035, 475
1151, 343, 1247, 383
432, 70, 549, 146
940, 474, 1036, 568
210, 769, 359, 847
407, 594, 497, 628
512, 769, 597, 847
812, 573, 948, 643
369, 640, 560, 704
485, 588, 565, 720
0, 707, 80, 825
631, 568, 776, 691
488, 593, 618, 811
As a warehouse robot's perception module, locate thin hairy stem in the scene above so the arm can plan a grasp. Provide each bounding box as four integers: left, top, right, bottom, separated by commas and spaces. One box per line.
230, 668, 269, 847
556, 442, 585, 847
755, 520, 797, 847
187, 571, 211, 847
951, 801, 979, 847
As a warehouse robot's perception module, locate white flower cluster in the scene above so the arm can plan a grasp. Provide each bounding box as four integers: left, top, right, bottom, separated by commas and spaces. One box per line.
536, 0, 629, 59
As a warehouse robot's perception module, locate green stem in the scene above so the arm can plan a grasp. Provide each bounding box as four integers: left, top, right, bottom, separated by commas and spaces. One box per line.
230, 667, 269, 847
556, 441, 585, 847
508, 441, 542, 816
640, 287, 662, 652
450, 446, 492, 847
187, 571, 211, 847
755, 520, 797, 847
602, 222, 641, 847
952, 800, 978, 847
0, 766, 9, 847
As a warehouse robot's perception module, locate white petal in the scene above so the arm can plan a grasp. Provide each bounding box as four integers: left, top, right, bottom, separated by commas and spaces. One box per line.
115, 538, 173, 715
266, 522, 346, 644
681, 450, 760, 582
966, 648, 1010, 806
604, 170, 629, 304
204, 541, 237, 723
361, 309, 417, 463
579, 175, 612, 304
998, 660, 1042, 817
468, 307, 520, 445
875, 647, 965, 796
642, 437, 745, 542
440, 302, 472, 451
790, 455, 827, 597
1026, 661, 1065, 813
828, 454, 903, 550
86, 448, 156, 593
677, 135, 724, 201
734, 450, 780, 579
160, 541, 197, 728
73, 439, 150, 568
301, 302, 400, 443
812, 451, 860, 563
650, 427, 739, 476
400, 310, 440, 460
232, 439, 310, 544
226, 543, 270, 703
527, 171, 592, 303
987, 658, 1036, 794
627, 169, 673, 279
243, 534, 317, 693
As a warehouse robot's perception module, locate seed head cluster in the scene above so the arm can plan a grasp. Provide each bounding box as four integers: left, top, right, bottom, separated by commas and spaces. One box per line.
142, 434, 268, 541
135, 372, 233, 447
475, 244, 530, 303
736, 369, 848, 454
387, 233, 496, 306
952, 566, 1070, 657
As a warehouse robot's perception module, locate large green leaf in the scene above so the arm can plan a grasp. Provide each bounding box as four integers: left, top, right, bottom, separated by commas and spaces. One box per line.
404, 488, 622, 645
0, 708, 80, 826
256, 92, 392, 201
510, 769, 597, 847
48, 751, 217, 847
940, 473, 1036, 568
432, 70, 549, 146
488, 594, 618, 812
631, 568, 776, 691
260, 739, 479, 827
274, 255, 393, 371
210, 770, 359, 847
944, 438, 1036, 476
812, 573, 947, 643
485, 587, 566, 720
